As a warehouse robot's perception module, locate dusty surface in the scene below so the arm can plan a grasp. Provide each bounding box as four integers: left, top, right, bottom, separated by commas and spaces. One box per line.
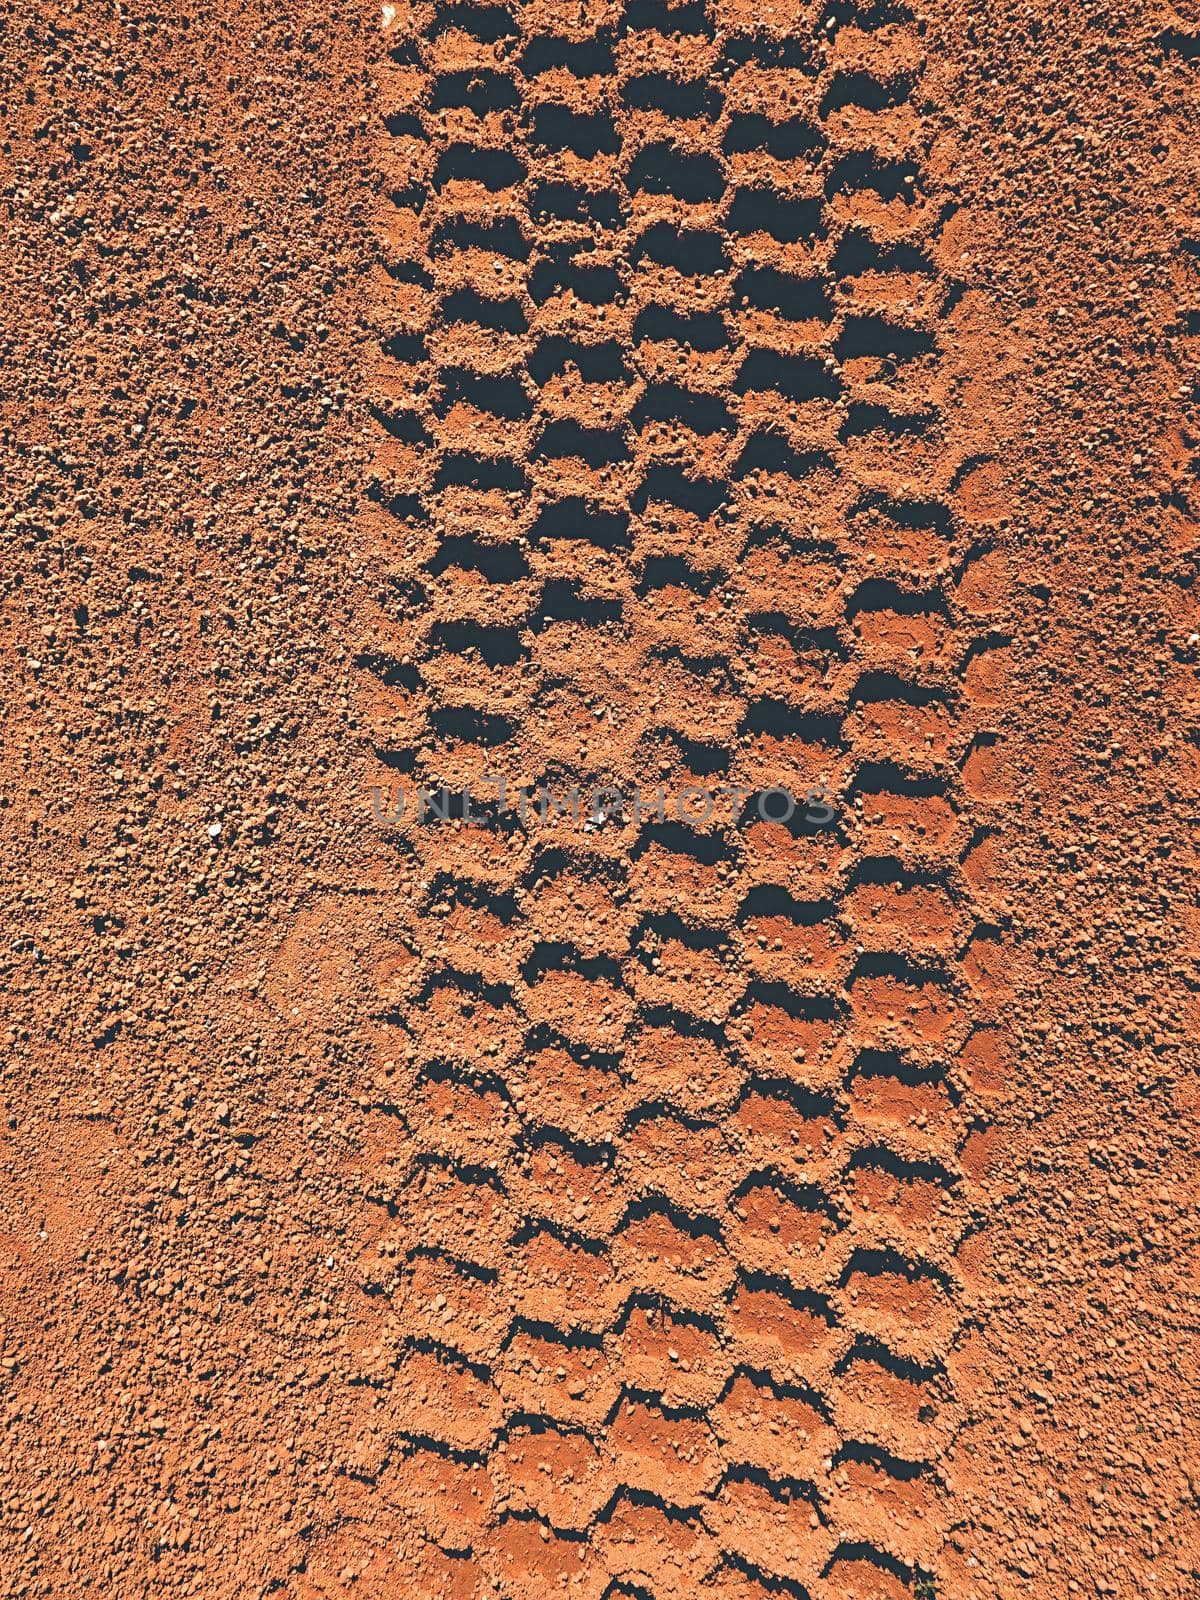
0, 1, 1198, 1597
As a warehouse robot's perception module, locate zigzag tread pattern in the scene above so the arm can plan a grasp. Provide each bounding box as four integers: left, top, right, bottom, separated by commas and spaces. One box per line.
319, 2, 1014, 1595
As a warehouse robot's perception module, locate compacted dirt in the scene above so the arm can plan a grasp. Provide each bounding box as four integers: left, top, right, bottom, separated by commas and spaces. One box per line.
1, 2, 1197, 1598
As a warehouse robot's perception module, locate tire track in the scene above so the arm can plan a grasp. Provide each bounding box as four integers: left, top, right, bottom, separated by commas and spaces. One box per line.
320, 2, 1011, 1595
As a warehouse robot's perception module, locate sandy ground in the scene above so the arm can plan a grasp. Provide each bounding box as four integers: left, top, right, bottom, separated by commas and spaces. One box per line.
1, 1, 1198, 1597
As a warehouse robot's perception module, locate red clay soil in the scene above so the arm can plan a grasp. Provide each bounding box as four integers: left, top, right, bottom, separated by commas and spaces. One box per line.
0, 2, 1197, 1598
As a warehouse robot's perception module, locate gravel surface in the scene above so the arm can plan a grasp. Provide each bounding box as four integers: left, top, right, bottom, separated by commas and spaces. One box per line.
1, 2, 1197, 1597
